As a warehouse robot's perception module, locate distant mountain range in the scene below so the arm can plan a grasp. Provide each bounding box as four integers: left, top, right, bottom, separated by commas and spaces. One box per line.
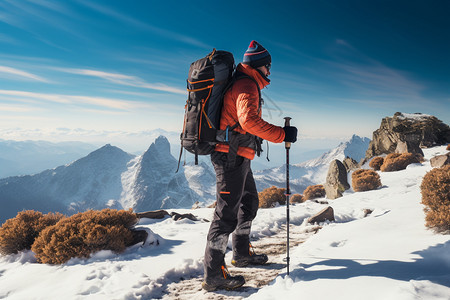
0, 135, 370, 223
0, 137, 215, 223
0, 140, 97, 178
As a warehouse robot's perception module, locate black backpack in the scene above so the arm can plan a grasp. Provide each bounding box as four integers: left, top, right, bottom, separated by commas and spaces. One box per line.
178, 49, 235, 163
177, 49, 262, 170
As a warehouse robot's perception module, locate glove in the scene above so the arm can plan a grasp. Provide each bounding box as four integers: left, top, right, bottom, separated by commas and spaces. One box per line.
283, 126, 298, 143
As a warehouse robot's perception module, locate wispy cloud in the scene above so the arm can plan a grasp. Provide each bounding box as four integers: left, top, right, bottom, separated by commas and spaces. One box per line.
0, 104, 34, 112
0, 1, 91, 50
0, 90, 154, 111
0, 33, 18, 45
0, 66, 50, 82
77, 0, 211, 49
333, 61, 425, 101
58, 68, 186, 94
301, 39, 429, 105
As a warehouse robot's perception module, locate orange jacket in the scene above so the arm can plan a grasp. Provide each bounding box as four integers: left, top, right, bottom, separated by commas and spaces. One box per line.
215, 63, 285, 159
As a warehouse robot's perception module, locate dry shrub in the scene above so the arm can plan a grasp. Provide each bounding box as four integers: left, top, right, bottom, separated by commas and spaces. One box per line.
303, 185, 325, 200
0, 210, 64, 255
421, 165, 450, 233
352, 169, 382, 192
258, 186, 286, 208
290, 194, 304, 204
369, 156, 385, 171
380, 152, 423, 172
31, 209, 138, 264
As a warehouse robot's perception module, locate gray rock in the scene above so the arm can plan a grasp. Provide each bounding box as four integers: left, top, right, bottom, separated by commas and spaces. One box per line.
135, 210, 169, 219
366, 112, 450, 159
324, 160, 350, 200
395, 140, 424, 156
430, 153, 450, 168
308, 206, 335, 224
343, 156, 359, 172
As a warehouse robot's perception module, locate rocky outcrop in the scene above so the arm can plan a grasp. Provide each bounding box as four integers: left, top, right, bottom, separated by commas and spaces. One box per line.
324, 160, 350, 200
308, 206, 335, 224
430, 153, 450, 168
366, 112, 450, 159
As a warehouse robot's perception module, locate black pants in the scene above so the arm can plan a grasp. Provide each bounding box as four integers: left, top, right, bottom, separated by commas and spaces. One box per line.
203, 151, 259, 279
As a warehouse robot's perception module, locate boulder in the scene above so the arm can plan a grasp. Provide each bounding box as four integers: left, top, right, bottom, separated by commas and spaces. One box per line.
308, 206, 335, 224
430, 153, 450, 168
343, 156, 359, 172
170, 212, 198, 221
135, 210, 169, 219
324, 160, 350, 200
366, 112, 450, 159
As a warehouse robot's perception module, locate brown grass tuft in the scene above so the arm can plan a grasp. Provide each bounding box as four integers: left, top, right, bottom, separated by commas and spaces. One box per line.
352, 169, 382, 192
303, 185, 326, 201
421, 165, 450, 233
290, 194, 304, 204
369, 156, 385, 171
0, 210, 64, 255
380, 152, 423, 172
31, 209, 138, 264
258, 186, 286, 208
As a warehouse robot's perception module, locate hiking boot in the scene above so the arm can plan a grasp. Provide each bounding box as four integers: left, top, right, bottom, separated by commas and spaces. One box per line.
202, 265, 245, 292
231, 243, 268, 267
231, 253, 268, 267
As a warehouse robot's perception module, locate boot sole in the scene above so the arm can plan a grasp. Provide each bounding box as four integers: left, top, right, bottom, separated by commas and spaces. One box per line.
231, 259, 268, 267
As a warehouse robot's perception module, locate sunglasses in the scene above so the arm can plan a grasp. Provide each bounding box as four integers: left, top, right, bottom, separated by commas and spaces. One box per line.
265, 63, 271, 71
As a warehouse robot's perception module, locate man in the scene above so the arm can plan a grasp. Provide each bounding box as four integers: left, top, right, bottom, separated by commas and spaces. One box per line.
202, 40, 298, 291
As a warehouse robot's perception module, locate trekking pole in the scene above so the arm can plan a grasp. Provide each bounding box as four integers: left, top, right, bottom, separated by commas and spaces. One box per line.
284, 117, 291, 276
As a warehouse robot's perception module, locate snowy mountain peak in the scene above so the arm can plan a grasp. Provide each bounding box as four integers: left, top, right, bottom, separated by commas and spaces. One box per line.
299, 135, 370, 168
86, 144, 127, 157
70, 144, 134, 169
145, 136, 171, 156
142, 135, 176, 168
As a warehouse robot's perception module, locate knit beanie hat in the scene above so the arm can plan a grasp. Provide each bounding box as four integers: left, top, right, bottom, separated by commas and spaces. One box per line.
242, 40, 271, 69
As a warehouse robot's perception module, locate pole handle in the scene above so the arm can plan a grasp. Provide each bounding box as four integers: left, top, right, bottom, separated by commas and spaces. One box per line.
284, 117, 292, 149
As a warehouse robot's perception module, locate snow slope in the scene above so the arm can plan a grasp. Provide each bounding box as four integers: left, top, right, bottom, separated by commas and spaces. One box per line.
0, 146, 448, 299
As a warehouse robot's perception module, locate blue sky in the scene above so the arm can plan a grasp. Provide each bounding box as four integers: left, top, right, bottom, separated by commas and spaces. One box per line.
0, 0, 449, 153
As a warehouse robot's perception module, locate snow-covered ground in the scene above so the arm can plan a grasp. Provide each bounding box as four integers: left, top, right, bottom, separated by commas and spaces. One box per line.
0, 146, 449, 300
